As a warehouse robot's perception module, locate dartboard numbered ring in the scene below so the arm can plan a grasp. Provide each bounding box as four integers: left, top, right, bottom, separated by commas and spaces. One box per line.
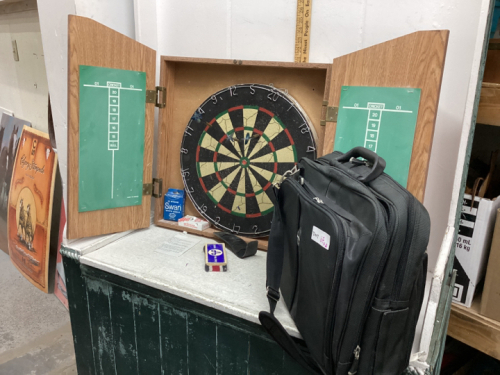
180, 84, 317, 237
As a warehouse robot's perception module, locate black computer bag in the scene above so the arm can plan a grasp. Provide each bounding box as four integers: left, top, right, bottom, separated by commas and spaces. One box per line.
259, 147, 430, 375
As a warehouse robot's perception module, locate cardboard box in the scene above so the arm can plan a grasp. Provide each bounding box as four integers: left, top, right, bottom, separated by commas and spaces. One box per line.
452, 194, 500, 307
178, 215, 210, 231
480, 208, 500, 320
163, 189, 185, 221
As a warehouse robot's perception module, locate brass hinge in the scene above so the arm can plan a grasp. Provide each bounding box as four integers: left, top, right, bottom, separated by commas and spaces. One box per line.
146, 86, 166, 108
143, 178, 163, 198
143, 183, 153, 196
320, 102, 338, 126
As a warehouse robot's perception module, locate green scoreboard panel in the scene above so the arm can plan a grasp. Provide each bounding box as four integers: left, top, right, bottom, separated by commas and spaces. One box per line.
78, 65, 146, 212
334, 86, 421, 187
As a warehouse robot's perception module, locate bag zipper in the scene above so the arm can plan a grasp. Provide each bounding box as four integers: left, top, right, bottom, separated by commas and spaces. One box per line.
375, 174, 423, 301
315, 158, 390, 368
348, 346, 361, 375
301, 180, 348, 366
391, 193, 416, 299
287, 178, 346, 369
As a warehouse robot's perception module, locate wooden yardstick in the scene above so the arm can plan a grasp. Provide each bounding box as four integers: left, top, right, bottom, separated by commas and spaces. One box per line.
294, 0, 312, 63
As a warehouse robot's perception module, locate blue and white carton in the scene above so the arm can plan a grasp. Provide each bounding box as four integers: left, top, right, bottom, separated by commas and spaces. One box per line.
163, 189, 185, 221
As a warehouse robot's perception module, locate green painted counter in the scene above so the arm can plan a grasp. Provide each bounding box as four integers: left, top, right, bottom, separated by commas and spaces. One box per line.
61, 226, 454, 375
63, 255, 309, 375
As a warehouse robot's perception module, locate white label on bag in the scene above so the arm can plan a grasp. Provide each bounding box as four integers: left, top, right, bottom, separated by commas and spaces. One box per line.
311, 226, 330, 250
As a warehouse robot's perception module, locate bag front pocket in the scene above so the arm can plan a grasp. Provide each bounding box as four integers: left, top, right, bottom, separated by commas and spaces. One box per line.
369, 307, 410, 375
291, 200, 342, 369
279, 182, 302, 310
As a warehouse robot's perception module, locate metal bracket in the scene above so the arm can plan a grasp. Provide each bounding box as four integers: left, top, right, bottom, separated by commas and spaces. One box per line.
320, 104, 338, 126
143, 183, 153, 196
145, 90, 156, 103
156, 86, 166, 108
143, 178, 163, 198
60, 247, 81, 263
146, 86, 166, 108
152, 178, 163, 198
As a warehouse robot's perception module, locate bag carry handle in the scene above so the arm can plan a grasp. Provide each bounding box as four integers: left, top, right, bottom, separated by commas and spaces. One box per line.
336, 147, 386, 183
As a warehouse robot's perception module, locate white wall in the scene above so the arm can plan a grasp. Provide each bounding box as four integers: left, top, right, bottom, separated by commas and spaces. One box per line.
156, 0, 485, 269
0, 8, 48, 131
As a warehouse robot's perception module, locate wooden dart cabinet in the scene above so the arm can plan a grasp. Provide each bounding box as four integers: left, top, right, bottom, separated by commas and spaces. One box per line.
63, 15, 453, 375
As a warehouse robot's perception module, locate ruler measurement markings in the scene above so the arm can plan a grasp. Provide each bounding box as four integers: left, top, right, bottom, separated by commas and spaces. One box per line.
294, 0, 312, 63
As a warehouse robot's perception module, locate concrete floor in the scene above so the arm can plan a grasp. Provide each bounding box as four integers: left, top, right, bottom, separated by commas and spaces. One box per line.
0, 250, 77, 374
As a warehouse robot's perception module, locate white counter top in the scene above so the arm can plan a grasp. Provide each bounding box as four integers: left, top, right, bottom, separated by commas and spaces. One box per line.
77, 226, 300, 338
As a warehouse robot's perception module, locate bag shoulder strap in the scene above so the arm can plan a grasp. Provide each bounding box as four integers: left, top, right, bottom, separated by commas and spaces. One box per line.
259, 187, 323, 375
265, 201, 285, 313
259, 311, 322, 374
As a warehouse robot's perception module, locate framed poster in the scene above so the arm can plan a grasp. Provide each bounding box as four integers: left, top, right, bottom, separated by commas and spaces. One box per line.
0, 114, 31, 254
8, 126, 58, 292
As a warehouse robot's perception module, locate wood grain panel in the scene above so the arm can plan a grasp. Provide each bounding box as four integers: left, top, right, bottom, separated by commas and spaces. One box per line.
477, 83, 500, 126
154, 57, 330, 248
448, 298, 500, 361
323, 30, 449, 202
483, 39, 500, 84
67, 15, 156, 239
155, 219, 269, 250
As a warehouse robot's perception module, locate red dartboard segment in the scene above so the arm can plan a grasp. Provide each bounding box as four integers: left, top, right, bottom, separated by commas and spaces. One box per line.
217, 203, 232, 214
199, 177, 208, 193
259, 107, 274, 118
229, 105, 244, 112
181, 84, 316, 237
253, 129, 263, 136
246, 213, 262, 218
284, 128, 294, 145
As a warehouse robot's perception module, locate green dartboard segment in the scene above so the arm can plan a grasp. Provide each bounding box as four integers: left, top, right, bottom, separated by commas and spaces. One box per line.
334, 86, 421, 187
78, 65, 146, 212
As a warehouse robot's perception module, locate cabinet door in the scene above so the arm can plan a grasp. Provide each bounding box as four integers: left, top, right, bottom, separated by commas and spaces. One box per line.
323, 31, 448, 202
67, 15, 156, 239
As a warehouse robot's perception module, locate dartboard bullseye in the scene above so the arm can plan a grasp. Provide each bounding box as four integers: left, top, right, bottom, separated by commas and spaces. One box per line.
180, 84, 316, 237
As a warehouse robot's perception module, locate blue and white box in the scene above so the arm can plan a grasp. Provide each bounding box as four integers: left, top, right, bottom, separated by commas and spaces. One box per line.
163, 189, 185, 221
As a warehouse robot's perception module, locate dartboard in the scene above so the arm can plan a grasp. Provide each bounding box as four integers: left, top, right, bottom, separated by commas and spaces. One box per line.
180, 84, 316, 237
